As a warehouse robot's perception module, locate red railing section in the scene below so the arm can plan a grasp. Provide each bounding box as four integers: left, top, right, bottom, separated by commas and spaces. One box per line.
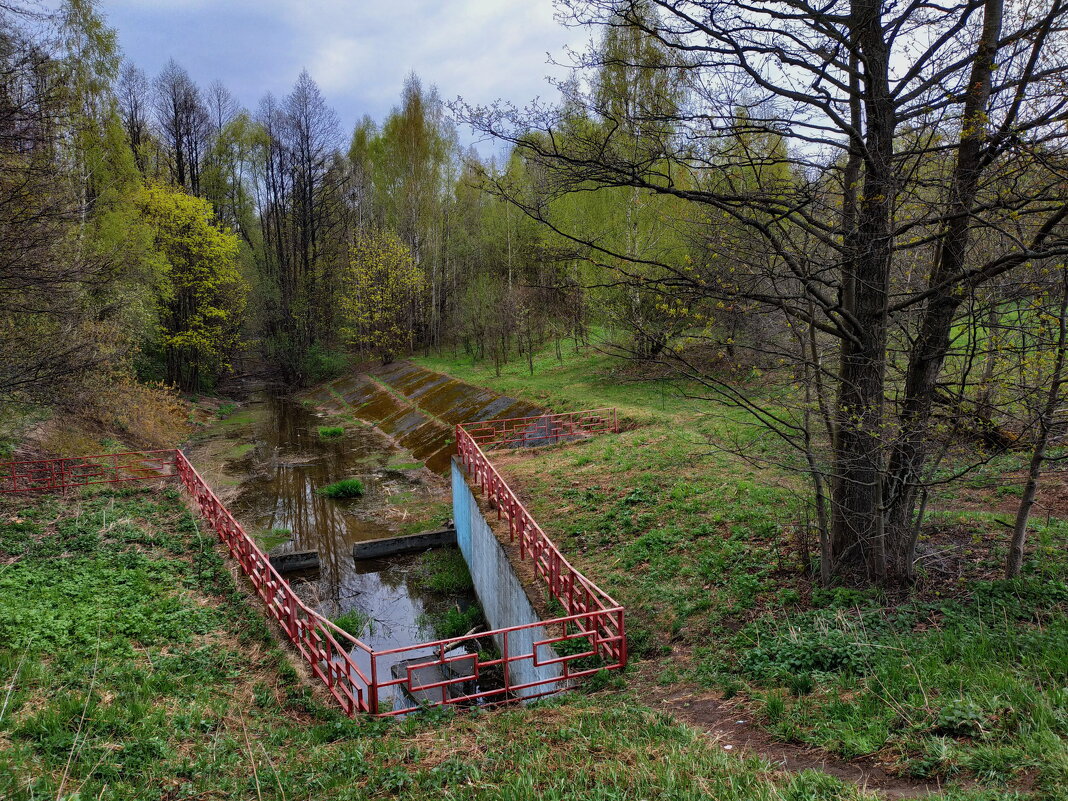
0, 450, 179, 493
173, 451, 377, 715
0, 409, 625, 716
455, 409, 626, 671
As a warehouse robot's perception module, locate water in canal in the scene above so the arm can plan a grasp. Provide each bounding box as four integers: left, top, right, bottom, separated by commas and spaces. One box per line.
189, 390, 484, 709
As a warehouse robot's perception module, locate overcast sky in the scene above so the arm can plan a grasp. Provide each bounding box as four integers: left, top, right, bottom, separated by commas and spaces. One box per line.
99, 0, 590, 152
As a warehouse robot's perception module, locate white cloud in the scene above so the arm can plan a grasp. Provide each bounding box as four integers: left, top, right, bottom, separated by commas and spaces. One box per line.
101, 0, 591, 147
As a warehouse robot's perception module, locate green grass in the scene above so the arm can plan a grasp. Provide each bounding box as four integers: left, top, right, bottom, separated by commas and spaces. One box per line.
256, 526, 292, 551
333, 608, 372, 639
0, 486, 889, 801
721, 583, 1068, 789
228, 442, 254, 459
317, 478, 365, 498
416, 339, 1068, 796
318, 425, 345, 439
415, 548, 474, 594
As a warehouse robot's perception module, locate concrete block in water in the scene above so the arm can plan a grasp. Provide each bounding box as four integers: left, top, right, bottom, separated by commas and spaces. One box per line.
352, 525, 457, 559
269, 550, 320, 573
391, 650, 476, 705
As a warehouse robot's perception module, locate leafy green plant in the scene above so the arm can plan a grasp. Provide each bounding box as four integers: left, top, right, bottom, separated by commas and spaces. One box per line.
215, 402, 237, 419
317, 425, 345, 439
415, 548, 473, 594
934, 699, 989, 738
419, 604, 481, 640
257, 527, 291, 551
333, 609, 372, 639
317, 478, 365, 498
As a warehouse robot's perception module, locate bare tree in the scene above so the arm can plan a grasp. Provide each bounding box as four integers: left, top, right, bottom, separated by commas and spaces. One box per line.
116, 60, 150, 171
460, 0, 1068, 586
154, 59, 209, 193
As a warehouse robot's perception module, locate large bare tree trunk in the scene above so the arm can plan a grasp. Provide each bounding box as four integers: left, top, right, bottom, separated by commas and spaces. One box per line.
883, 0, 1005, 582
829, 0, 895, 583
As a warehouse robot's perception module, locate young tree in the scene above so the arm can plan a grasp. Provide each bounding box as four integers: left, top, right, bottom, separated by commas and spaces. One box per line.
139, 184, 248, 390
340, 229, 425, 364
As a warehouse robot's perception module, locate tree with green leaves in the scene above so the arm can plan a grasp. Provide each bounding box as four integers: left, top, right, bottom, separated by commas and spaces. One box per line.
138, 184, 248, 390
340, 229, 425, 364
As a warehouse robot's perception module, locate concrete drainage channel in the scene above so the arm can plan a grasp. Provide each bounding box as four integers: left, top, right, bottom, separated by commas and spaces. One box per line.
0, 406, 627, 716
339, 408, 627, 714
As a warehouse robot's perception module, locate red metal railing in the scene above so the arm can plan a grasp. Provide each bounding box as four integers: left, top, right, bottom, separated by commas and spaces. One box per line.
455, 410, 626, 673
0, 450, 178, 493
461, 408, 617, 450
1, 410, 625, 716
173, 451, 376, 715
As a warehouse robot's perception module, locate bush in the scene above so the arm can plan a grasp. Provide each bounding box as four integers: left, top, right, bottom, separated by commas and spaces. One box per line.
333, 609, 372, 639
421, 605, 482, 640
740, 625, 869, 679
317, 479, 365, 499
934, 699, 989, 737
318, 426, 345, 439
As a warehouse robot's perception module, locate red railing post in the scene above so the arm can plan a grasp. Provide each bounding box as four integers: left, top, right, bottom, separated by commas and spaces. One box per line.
370, 654, 379, 715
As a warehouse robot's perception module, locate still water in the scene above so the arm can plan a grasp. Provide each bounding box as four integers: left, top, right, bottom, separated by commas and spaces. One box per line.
190, 391, 480, 707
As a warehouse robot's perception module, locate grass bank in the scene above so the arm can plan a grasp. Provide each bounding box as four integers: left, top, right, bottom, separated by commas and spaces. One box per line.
1, 484, 886, 801
416, 343, 1068, 798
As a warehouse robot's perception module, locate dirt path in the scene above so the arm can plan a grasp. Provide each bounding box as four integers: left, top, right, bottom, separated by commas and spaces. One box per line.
627, 658, 950, 800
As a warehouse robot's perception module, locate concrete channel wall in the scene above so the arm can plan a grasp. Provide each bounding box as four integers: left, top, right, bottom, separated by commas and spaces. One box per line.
451, 457, 561, 698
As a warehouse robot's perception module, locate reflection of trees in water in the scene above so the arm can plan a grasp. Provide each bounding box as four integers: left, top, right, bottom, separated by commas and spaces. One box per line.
216, 390, 483, 658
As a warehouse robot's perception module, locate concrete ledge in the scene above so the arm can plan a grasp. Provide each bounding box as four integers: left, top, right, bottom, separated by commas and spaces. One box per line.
352, 526, 457, 559
452, 457, 562, 698
269, 550, 320, 573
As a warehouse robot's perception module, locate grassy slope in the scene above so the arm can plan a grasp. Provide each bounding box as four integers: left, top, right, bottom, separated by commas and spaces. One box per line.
416, 344, 1068, 799
0, 485, 881, 801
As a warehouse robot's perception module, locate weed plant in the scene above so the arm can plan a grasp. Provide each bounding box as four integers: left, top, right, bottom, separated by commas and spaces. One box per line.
415, 548, 473, 594
317, 478, 365, 498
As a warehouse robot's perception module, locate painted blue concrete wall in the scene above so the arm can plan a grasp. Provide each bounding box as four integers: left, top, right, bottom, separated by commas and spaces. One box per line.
451, 457, 562, 698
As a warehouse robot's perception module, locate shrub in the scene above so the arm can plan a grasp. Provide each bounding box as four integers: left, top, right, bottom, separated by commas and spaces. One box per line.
740, 625, 869, 679
934, 699, 989, 737
317, 426, 345, 439
303, 346, 350, 383
333, 609, 372, 639
317, 479, 365, 499
421, 605, 481, 640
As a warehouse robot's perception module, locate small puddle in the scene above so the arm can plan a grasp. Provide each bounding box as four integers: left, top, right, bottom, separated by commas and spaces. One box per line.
188, 391, 488, 711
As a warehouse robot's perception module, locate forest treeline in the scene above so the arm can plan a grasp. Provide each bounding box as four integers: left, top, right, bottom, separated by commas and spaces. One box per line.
3, 0, 1068, 588
0, 1, 586, 403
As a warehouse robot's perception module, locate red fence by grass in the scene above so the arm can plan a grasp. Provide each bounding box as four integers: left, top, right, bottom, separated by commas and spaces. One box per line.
0, 410, 625, 715
455, 410, 626, 672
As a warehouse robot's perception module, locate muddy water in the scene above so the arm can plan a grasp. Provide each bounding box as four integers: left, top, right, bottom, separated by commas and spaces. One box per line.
189, 391, 482, 710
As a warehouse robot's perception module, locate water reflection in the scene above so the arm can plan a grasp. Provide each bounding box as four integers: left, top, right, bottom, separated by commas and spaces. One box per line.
196, 391, 472, 707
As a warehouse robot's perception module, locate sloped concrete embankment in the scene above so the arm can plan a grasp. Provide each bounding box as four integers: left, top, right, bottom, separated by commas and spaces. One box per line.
305, 362, 543, 472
